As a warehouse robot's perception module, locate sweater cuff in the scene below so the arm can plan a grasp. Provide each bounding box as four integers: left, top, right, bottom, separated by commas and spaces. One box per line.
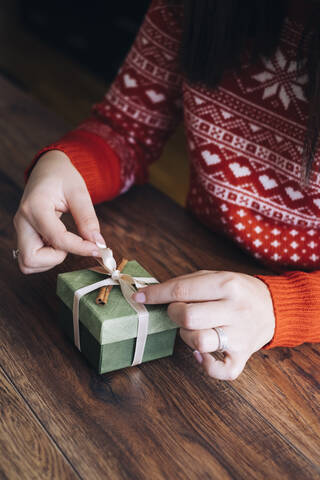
26, 129, 121, 204
256, 271, 320, 349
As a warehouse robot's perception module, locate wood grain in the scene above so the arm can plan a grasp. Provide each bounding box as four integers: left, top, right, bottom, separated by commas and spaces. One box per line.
0, 366, 78, 479
0, 75, 319, 479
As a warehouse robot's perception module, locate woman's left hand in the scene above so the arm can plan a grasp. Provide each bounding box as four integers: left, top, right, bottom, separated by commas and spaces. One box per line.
132, 270, 275, 381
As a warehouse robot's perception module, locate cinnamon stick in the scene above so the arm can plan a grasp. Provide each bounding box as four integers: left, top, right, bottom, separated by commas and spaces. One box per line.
95, 258, 128, 305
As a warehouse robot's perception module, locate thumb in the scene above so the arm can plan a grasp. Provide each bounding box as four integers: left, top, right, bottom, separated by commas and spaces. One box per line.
67, 186, 106, 247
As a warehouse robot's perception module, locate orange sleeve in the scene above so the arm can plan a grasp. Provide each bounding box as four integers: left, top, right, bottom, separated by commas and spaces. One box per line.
256, 270, 320, 349
26, 129, 121, 205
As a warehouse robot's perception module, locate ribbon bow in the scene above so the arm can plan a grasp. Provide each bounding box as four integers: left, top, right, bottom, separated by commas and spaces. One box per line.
72, 247, 158, 366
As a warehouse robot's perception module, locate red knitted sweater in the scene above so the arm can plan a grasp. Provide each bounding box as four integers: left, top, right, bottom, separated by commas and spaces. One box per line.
31, 0, 320, 349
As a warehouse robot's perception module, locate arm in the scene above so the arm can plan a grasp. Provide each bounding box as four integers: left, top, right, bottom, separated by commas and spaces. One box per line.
27, 0, 184, 204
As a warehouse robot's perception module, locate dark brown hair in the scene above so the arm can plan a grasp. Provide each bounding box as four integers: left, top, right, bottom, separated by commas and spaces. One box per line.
179, 0, 320, 182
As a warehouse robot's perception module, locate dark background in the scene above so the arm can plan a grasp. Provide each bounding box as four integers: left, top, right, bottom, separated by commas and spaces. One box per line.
19, 0, 150, 81
0, 0, 188, 204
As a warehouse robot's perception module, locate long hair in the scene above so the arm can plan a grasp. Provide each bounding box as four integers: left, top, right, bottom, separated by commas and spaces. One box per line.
180, 0, 320, 182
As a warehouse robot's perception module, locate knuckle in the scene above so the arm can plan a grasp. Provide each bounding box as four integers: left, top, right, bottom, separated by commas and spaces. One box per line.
222, 275, 241, 298
182, 304, 195, 329
167, 302, 176, 318
197, 269, 211, 275
18, 201, 31, 218
166, 302, 179, 319
193, 333, 206, 352
20, 194, 45, 220
20, 252, 35, 269
171, 281, 190, 302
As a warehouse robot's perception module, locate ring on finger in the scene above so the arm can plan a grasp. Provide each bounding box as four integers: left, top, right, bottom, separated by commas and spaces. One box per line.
12, 248, 20, 260
213, 326, 228, 352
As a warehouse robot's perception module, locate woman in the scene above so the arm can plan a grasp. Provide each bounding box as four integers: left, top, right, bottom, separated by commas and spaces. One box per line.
14, 0, 320, 380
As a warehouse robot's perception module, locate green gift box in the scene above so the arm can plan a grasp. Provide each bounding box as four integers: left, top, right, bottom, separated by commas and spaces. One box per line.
56, 260, 178, 374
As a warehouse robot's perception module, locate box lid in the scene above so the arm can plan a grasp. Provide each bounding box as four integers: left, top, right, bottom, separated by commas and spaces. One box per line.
56, 260, 176, 345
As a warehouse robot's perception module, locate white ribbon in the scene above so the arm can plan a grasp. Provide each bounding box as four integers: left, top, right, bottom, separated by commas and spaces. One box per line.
72, 247, 158, 366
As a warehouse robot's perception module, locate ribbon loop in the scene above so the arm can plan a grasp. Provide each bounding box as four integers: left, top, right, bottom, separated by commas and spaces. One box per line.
72, 247, 158, 367
111, 269, 121, 281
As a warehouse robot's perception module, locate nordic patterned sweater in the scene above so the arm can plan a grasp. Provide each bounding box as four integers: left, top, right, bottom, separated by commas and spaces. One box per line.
32, 0, 320, 349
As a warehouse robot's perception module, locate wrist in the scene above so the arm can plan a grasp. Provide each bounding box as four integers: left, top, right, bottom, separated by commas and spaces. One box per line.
35, 150, 72, 169
253, 277, 276, 350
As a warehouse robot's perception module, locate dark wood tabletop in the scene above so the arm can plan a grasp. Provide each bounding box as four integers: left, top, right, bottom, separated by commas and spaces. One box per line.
0, 75, 319, 480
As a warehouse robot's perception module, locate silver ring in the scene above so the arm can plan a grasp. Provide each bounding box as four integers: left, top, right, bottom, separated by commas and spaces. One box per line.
12, 248, 20, 260
214, 327, 228, 352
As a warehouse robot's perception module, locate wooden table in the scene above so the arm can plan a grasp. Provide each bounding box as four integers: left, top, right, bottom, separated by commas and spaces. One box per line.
0, 75, 319, 480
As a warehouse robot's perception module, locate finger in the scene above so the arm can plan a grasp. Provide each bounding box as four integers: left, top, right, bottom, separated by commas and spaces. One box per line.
29, 204, 99, 257
168, 300, 232, 330
18, 243, 67, 272
67, 187, 106, 246
200, 353, 247, 381
180, 328, 221, 352
17, 262, 63, 275
132, 270, 216, 303
15, 215, 67, 273
133, 271, 230, 304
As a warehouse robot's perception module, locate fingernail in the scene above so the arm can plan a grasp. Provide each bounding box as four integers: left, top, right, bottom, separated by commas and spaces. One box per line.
133, 292, 146, 303
92, 231, 106, 248
92, 250, 100, 257
193, 350, 203, 364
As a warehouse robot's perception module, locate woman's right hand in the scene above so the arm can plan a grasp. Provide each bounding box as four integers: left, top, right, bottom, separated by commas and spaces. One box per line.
13, 150, 106, 274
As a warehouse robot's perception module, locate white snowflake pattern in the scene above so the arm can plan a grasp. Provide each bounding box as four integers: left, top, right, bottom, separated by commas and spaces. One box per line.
253, 239, 262, 247
250, 48, 307, 114
237, 209, 246, 217
235, 222, 245, 231
271, 240, 280, 248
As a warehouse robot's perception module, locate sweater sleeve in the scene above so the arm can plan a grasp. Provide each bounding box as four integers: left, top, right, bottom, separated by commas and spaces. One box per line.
256, 270, 320, 349
27, 0, 184, 204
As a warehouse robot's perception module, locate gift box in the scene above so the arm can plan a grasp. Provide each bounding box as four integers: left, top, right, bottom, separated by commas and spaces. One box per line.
56, 260, 178, 374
